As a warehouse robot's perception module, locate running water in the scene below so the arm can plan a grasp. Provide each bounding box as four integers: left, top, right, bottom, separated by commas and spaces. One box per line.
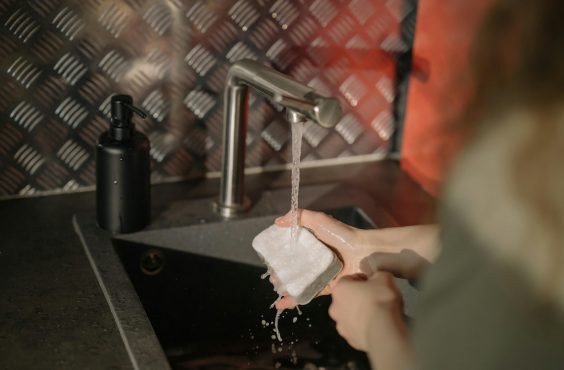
268, 122, 304, 344
290, 121, 304, 248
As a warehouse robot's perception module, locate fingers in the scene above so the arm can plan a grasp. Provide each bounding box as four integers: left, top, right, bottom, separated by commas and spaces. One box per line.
275, 208, 325, 228
360, 252, 404, 276
359, 250, 430, 281
329, 272, 408, 356
328, 276, 381, 351
317, 285, 332, 296
333, 323, 362, 350
330, 274, 360, 300
274, 284, 332, 310
275, 209, 358, 252
333, 272, 402, 308
274, 211, 293, 227
275, 296, 297, 310
275, 209, 342, 231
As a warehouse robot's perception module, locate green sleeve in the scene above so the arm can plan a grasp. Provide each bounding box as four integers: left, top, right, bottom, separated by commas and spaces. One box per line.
412, 210, 564, 370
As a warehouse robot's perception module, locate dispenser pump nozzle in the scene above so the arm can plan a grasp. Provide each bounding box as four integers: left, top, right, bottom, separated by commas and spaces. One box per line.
110, 94, 147, 141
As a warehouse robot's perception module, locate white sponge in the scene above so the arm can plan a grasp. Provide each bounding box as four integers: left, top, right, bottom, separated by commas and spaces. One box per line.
252, 224, 342, 305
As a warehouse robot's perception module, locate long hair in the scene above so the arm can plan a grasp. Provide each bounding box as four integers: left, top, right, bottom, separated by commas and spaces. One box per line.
446, 0, 564, 312
457, 0, 564, 305
473, 0, 564, 106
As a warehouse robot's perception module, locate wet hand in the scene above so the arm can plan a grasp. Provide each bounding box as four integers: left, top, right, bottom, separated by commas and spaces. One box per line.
329, 272, 406, 350
360, 249, 431, 284
273, 209, 438, 309
274, 209, 364, 309
329, 272, 412, 370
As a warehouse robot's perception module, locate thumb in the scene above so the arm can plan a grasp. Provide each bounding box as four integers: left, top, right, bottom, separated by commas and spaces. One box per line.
360, 252, 403, 276
360, 250, 430, 281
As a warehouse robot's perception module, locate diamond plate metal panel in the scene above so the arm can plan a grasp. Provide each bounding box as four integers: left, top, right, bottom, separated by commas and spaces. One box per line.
0, 0, 417, 197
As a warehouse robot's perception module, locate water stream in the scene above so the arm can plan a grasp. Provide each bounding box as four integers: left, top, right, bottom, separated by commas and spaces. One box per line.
290, 121, 304, 248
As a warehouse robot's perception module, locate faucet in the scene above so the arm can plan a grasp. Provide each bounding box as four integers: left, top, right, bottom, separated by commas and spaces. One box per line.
216, 59, 343, 218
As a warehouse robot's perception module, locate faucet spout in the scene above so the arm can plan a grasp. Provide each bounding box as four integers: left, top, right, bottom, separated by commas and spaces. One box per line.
216, 60, 342, 218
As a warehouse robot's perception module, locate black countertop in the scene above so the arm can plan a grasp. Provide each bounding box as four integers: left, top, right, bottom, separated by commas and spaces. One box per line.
0, 160, 434, 370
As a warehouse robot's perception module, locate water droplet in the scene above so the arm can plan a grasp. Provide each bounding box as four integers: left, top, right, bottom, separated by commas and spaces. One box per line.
274, 309, 283, 341
119, 156, 124, 161
113, 180, 118, 185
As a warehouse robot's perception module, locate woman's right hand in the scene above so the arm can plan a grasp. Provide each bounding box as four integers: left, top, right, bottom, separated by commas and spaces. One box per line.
274, 209, 439, 309
273, 209, 361, 309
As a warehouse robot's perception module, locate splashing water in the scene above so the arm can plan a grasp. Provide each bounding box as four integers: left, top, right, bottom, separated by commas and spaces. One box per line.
274, 309, 283, 342
290, 121, 304, 248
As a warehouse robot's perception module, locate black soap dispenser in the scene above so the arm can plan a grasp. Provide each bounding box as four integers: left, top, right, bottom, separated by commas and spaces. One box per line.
96, 94, 150, 233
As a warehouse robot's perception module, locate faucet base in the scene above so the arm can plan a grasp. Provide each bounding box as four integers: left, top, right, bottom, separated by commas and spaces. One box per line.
214, 197, 251, 219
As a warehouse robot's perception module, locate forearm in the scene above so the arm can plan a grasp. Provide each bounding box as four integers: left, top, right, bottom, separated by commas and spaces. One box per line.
357, 225, 440, 262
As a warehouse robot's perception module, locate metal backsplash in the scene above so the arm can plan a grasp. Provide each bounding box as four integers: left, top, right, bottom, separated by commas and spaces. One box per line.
0, 0, 415, 197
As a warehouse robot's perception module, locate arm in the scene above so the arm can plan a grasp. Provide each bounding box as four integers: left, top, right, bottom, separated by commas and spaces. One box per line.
358, 224, 440, 263
274, 209, 440, 308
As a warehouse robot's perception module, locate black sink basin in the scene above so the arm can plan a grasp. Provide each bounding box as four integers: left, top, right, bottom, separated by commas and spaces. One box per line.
112, 208, 375, 370
75, 187, 419, 370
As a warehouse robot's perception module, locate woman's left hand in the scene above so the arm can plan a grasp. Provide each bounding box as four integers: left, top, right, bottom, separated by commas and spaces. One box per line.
329, 272, 413, 370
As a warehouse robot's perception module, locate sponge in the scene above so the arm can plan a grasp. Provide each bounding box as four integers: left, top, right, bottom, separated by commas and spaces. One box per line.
252, 224, 342, 305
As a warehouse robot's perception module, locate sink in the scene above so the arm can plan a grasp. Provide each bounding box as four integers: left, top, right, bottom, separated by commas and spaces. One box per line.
112, 208, 374, 370
74, 184, 420, 370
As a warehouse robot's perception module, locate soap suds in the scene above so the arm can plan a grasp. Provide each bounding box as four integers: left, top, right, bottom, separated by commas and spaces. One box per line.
253, 225, 339, 304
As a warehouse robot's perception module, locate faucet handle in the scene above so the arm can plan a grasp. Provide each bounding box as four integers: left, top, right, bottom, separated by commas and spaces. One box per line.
273, 93, 342, 128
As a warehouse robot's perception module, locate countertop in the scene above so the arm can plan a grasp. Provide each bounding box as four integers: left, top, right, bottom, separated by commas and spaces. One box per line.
0, 160, 434, 370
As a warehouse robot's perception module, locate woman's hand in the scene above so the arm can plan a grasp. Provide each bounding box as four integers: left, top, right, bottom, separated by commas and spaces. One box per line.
274, 209, 439, 309
274, 209, 363, 309
329, 272, 413, 370
360, 249, 431, 284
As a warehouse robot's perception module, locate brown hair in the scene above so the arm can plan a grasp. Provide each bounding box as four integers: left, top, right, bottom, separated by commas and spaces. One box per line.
471, 0, 564, 110
468, 0, 564, 298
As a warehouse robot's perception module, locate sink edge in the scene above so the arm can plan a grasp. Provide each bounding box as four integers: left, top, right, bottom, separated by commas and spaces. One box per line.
73, 214, 171, 370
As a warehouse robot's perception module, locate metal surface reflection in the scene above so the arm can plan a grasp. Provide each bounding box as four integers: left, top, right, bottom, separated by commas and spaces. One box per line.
0, 0, 416, 197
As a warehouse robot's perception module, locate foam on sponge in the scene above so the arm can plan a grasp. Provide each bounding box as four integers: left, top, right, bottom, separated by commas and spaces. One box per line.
252, 224, 341, 305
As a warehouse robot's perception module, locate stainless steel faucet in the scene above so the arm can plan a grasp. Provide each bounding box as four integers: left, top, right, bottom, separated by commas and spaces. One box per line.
216, 59, 343, 218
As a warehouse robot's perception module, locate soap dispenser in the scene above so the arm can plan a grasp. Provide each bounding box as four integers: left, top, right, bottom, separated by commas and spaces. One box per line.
96, 94, 150, 233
